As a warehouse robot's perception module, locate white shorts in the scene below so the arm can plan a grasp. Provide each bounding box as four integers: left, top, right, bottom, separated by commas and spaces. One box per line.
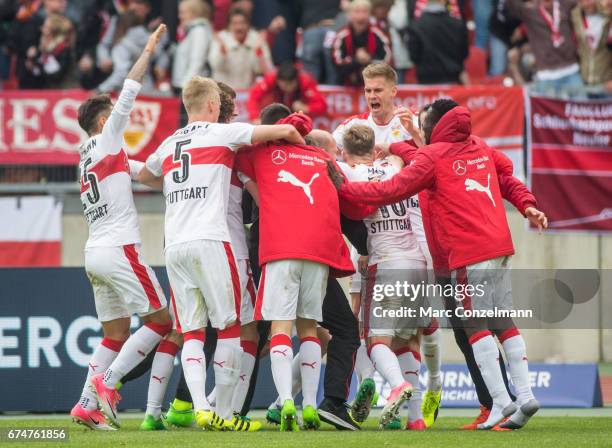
85, 244, 167, 322
453, 256, 513, 312
363, 258, 427, 340
238, 259, 257, 326
165, 240, 240, 333
255, 259, 329, 322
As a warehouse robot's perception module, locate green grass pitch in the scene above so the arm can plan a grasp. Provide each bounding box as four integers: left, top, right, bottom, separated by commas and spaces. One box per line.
1, 416, 612, 448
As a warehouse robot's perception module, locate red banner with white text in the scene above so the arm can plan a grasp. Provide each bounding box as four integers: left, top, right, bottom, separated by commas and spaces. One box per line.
0, 89, 180, 165
1, 86, 524, 177
528, 96, 612, 232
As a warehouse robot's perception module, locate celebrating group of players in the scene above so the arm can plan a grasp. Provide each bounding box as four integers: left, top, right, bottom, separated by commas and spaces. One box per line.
70, 23, 549, 434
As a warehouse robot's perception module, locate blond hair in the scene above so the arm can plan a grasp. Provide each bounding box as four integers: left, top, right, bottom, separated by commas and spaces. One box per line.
181, 0, 211, 19
349, 0, 372, 11
362, 62, 397, 85
182, 76, 220, 115
343, 125, 375, 156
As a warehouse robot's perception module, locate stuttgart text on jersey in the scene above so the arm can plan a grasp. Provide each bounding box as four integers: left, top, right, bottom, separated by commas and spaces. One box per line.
166, 186, 209, 204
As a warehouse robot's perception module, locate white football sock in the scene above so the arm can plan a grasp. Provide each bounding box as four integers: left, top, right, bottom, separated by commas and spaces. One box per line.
231, 349, 256, 413
146, 340, 179, 419
272, 354, 301, 408
501, 332, 535, 406
103, 323, 166, 389
422, 328, 442, 391
181, 336, 210, 411
270, 333, 294, 402
299, 338, 322, 408
397, 349, 422, 422
214, 336, 242, 420
79, 338, 122, 410
369, 343, 404, 388
471, 333, 512, 428
355, 339, 375, 383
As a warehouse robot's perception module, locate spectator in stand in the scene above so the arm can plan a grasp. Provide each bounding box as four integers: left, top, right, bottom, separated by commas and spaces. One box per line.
406, 0, 469, 84
96, 10, 152, 92
252, 0, 299, 65
332, 0, 391, 86
9, 0, 72, 88
488, 0, 523, 76
387, 0, 412, 83
246, 61, 327, 122
0, 1, 17, 86
94, 0, 153, 91
507, 0, 584, 97
76, 0, 120, 90
298, 0, 341, 84
158, 0, 212, 93
209, 7, 273, 89
570, 0, 612, 94
22, 12, 75, 88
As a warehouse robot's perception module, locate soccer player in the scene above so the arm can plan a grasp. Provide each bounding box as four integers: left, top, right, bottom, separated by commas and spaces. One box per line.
236, 107, 365, 431
234, 111, 365, 431
331, 99, 548, 430
332, 62, 443, 427
71, 25, 172, 430
338, 125, 427, 430
137, 76, 305, 430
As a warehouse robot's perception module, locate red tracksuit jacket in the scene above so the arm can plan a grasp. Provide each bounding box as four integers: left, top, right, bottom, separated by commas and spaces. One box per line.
236, 142, 362, 278
339, 106, 537, 272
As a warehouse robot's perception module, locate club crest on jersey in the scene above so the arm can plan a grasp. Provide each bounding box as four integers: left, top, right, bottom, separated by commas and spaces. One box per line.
123, 101, 161, 156
452, 159, 467, 176
271, 149, 287, 165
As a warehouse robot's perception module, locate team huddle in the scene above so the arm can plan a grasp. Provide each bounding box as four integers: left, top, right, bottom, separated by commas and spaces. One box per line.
70, 24, 549, 433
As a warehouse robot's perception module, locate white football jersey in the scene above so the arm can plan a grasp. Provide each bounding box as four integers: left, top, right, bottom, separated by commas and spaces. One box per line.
338, 160, 424, 266
333, 111, 429, 260
146, 121, 254, 248
228, 170, 249, 260
79, 79, 141, 249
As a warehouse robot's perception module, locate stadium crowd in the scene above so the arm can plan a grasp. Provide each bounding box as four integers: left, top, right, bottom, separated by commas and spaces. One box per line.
0, 0, 611, 101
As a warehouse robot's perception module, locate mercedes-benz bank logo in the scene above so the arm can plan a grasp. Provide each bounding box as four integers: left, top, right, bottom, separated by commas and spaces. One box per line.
271, 149, 287, 165
453, 160, 467, 175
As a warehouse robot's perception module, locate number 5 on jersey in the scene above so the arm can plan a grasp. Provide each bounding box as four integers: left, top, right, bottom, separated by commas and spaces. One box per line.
173, 139, 191, 183
82, 158, 100, 204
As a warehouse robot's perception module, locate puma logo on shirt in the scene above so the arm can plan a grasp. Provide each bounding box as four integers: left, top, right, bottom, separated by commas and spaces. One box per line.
277, 170, 319, 205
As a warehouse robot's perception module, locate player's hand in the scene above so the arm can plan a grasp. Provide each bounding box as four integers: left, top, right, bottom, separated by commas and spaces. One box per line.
525, 206, 548, 232
358, 255, 369, 276
395, 107, 424, 147
374, 142, 391, 160
326, 160, 344, 190
145, 24, 167, 53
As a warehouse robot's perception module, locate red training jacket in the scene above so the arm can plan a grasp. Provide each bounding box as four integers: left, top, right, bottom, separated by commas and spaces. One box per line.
236, 142, 359, 278
339, 106, 537, 271
246, 71, 328, 121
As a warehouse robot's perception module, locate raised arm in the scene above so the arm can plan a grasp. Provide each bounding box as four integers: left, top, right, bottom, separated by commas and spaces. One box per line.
101, 25, 167, 154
